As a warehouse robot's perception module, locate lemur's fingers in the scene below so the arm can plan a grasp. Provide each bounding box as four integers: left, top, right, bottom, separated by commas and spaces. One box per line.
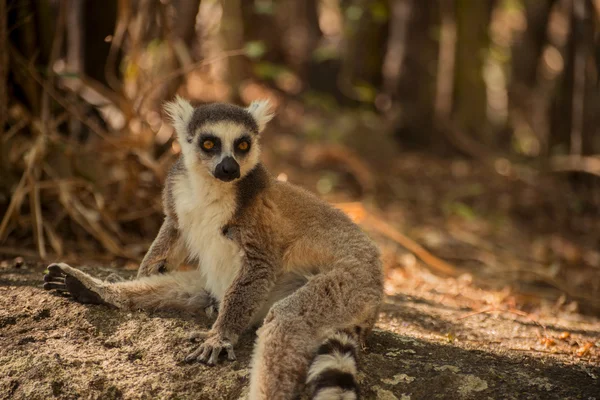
198, 345, 213, 364
185, 346, 204, 363
44, 273, 64, 283
184, 346, 204, 363
44, 265, 66, 291
43, 282, 68, 291
208, 347, 221, 365
185, 335, 235, 365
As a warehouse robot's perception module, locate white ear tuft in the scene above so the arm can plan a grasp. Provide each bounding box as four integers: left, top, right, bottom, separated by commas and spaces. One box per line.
164, 95, 194, 142
247, 99, 274, 132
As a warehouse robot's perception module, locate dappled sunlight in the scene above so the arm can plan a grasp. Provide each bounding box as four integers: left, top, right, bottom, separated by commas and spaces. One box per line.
1, 0, 600, 397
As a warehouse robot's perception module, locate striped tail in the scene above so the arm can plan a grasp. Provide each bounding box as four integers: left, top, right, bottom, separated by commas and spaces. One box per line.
306, 331, 360, 400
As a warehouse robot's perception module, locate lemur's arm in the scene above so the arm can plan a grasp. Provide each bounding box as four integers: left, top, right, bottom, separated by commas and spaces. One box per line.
185, 228, 279, 364
138, 216, 185, 277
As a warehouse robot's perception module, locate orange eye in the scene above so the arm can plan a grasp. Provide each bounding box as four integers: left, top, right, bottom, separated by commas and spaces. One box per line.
203, 140, 214, 150
238, 141, 249, 151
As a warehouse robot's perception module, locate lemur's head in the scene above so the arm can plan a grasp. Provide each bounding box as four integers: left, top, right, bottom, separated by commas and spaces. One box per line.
165, 96, 274, 182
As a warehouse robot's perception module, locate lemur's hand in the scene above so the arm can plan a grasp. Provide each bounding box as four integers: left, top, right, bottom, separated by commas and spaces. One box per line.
44, 263, 108, 305
185, 330, 236, 365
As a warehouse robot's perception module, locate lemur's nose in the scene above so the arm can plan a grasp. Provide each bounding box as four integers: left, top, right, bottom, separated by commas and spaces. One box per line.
215, 156, 240, 182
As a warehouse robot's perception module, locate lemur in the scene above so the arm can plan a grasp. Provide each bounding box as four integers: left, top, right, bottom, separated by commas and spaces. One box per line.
43, 97, 383, 400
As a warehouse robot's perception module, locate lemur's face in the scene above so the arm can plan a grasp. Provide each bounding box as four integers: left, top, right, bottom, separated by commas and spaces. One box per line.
192, 120, 259, 182
165, 97, 273, 183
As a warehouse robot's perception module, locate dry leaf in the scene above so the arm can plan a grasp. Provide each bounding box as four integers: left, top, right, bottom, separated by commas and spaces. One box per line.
576, 342, 594, 357
540, 337, 556, 348
559, 332, 571, 340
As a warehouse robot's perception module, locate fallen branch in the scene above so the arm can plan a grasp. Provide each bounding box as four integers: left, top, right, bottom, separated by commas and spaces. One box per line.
335, 202, 458, 277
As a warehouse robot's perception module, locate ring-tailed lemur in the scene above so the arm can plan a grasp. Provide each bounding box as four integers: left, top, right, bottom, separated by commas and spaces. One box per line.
43, 97, 383, 400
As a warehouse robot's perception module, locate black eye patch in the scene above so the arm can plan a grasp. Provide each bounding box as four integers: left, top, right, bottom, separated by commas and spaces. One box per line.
234, 135, 252, 156
199, 134, 221, 154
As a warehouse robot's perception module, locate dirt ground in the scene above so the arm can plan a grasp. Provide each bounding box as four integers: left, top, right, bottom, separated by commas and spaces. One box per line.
1, 261, 598, 400
2, 121, 600, 399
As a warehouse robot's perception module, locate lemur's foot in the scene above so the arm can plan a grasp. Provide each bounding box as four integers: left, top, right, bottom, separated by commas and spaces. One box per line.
43, 263, 108, 305
185, 331, 236, 365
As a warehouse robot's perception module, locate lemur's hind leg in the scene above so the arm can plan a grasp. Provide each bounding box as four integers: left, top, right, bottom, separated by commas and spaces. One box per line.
248, 265, 381, 400
44, 263, 213, 313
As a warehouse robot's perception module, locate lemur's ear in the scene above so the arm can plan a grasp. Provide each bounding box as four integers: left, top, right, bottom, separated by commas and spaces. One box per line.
246, 99, 274, 133
164, 96, 194, 142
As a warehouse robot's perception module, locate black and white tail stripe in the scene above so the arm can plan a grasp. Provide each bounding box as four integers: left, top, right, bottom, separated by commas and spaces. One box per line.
307, 332, 359, 400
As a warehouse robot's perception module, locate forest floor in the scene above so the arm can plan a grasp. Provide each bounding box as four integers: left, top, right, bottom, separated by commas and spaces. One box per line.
2, 115, 600, 399
0, 261, 598, 399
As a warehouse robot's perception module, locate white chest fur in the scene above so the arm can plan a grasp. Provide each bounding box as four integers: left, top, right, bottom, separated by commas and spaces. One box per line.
172, 172, 243, 301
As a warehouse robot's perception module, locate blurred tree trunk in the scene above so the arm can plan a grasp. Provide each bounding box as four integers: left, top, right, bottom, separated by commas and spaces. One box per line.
155, 0, 201, 109
0, 0, 7, 191
382, 0, 411, 100
549, 0, 574, 155
83, 1, 119, 86
509, 0, 555, 156
549, 0, 599, 220
454, 0, 493, 144
550, 0, 596, 155
8, 0, 55, 114
241, 1, 286, 65
0, 0, 6, 135
221, 0, 246, 100
278, 0, 321, 81
241, 0, 321, 89
172, 0, 200, 47
339, 0, 389, 103
579, 0, 599, 155
511, 0, 556, 90
393, 0, 442, 150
